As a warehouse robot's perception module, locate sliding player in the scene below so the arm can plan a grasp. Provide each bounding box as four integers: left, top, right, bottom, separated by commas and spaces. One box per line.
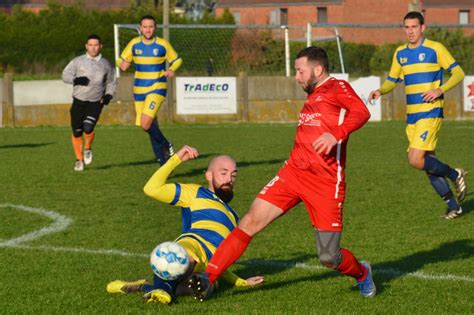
107, 145, 263, 304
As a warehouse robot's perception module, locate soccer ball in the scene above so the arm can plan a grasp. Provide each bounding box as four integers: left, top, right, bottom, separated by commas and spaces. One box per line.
150, 241, 190, 280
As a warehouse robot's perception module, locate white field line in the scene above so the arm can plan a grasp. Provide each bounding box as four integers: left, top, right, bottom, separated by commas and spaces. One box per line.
241, 260, 474, 283
1, 204, 473, 283
0, 203, 72, 246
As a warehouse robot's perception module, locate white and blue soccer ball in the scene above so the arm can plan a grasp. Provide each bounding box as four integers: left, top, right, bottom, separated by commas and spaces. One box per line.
150, 241, 190, 280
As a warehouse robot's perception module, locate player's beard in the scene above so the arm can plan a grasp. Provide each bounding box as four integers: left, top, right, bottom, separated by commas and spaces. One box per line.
303, 72, 318, 94
214, 183, 234, 203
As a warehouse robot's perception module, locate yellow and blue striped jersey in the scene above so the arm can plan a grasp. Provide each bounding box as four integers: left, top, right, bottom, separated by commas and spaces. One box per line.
143, 155, 239, 262
120, 36, 181, 102
172, 184, 239, 261
385, 38, 460, 124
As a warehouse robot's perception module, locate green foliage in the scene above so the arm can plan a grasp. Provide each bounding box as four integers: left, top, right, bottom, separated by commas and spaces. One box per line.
369, 42, 401, 76
425, 28, 474, 74
0, 3, 235, 74
0, 3, 472, 76
0, 122, 473, 313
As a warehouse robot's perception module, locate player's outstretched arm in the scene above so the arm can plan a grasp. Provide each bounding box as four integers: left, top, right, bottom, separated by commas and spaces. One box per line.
176, 145, 199, 162
144, 145, 199, 204
220, 270, 264, 287
244, 276, 265, 286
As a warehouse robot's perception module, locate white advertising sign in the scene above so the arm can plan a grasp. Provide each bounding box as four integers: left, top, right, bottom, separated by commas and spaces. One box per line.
463, 76, 474, 112
350, 76, 381, 121
14, 80, 72, 106
176, 77, 237, 115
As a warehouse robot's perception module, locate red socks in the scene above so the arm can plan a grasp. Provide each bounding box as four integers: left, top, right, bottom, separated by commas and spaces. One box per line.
206, 227, 252, 284
337, 248, 367, 281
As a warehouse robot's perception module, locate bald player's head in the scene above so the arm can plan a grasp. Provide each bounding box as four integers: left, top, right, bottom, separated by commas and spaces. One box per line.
205, 155, 237, 203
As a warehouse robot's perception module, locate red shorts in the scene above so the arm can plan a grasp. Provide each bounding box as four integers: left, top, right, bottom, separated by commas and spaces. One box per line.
257, 162, 345, 231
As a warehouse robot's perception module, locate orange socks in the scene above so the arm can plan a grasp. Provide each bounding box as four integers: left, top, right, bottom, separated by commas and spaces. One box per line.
84, 131, 95, 150
72, 135, 83, 161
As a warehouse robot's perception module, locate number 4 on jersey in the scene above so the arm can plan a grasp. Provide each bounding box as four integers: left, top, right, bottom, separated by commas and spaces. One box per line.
420, 130, 428, 142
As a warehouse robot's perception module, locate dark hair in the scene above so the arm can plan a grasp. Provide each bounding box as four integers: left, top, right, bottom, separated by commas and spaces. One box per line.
141, 15, 156, 25
296, 46, 329, 72
404, 11, 424, 25
86, 34, 102, 44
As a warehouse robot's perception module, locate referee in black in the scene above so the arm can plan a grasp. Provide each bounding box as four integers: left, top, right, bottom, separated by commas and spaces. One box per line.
62, 34, 116, 171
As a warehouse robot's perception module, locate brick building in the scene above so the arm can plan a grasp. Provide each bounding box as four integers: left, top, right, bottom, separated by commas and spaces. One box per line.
215, 0, 474, 44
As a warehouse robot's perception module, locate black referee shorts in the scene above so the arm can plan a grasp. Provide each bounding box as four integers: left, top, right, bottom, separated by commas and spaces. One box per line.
70, 98, 103, 136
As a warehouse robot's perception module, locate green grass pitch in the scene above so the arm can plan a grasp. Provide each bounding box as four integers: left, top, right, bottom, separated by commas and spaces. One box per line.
1, 121, 473, 313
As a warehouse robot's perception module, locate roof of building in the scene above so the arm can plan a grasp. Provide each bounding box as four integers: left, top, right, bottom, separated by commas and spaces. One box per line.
0, 0, 130, 9
216, 0, 342, 7
424, 0, 474, 7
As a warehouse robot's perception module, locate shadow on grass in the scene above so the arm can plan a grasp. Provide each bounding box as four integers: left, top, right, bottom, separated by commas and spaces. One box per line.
91, 154, 284, 174
459, 193, 473, 216
0, 142, 54, 149
93, 159, 158, 170
92, 153, 215, 171
171, 158, 286, 179
372, 239, 473, 294
214, 253, 334, 296
215, 239, 473, 297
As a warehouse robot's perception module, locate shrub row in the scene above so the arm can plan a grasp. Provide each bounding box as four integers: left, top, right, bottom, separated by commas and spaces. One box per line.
0, 4, 472, 77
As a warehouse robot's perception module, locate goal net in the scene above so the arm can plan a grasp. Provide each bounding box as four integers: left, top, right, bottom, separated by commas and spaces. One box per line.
114, 24, 293, 77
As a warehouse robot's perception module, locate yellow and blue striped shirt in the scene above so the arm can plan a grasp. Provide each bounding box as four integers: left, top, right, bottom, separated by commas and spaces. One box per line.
143, 155, 238, 262
382, 38, 463, 124
173, 184, 239, 261
120, 36, 182, 102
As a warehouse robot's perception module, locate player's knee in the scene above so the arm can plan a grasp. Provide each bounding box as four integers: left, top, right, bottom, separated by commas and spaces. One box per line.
408, 156, 424, 169
141, 116, 153, 131
72, 128, 83, 137
83, 122, 95, 134
142, 122, 152, 131
238, 213, 265, 237
318, 251, 341, 270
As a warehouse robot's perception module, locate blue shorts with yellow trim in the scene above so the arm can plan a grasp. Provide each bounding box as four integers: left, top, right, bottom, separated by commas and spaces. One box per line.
405, 117, 442, 151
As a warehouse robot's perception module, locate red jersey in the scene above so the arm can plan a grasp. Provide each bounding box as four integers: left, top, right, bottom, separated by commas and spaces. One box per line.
288, 77, 370, 183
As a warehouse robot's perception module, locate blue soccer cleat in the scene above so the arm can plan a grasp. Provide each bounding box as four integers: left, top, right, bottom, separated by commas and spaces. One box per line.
357, 261, 376, 298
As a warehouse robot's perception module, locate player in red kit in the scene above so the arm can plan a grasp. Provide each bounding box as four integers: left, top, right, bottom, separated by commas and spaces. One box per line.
188, 46, 376, 299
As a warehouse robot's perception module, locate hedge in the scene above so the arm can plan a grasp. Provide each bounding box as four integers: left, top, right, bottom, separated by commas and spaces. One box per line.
0, 4, 472, 77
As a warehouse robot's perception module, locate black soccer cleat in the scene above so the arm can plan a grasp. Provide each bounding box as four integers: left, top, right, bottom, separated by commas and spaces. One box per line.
162, 142, 175, 163
187, 273, 214, 302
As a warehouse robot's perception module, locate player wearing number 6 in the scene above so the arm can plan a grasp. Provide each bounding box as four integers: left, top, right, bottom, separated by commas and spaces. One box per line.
369, 11, 467, 219
118, 15, 182, 165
